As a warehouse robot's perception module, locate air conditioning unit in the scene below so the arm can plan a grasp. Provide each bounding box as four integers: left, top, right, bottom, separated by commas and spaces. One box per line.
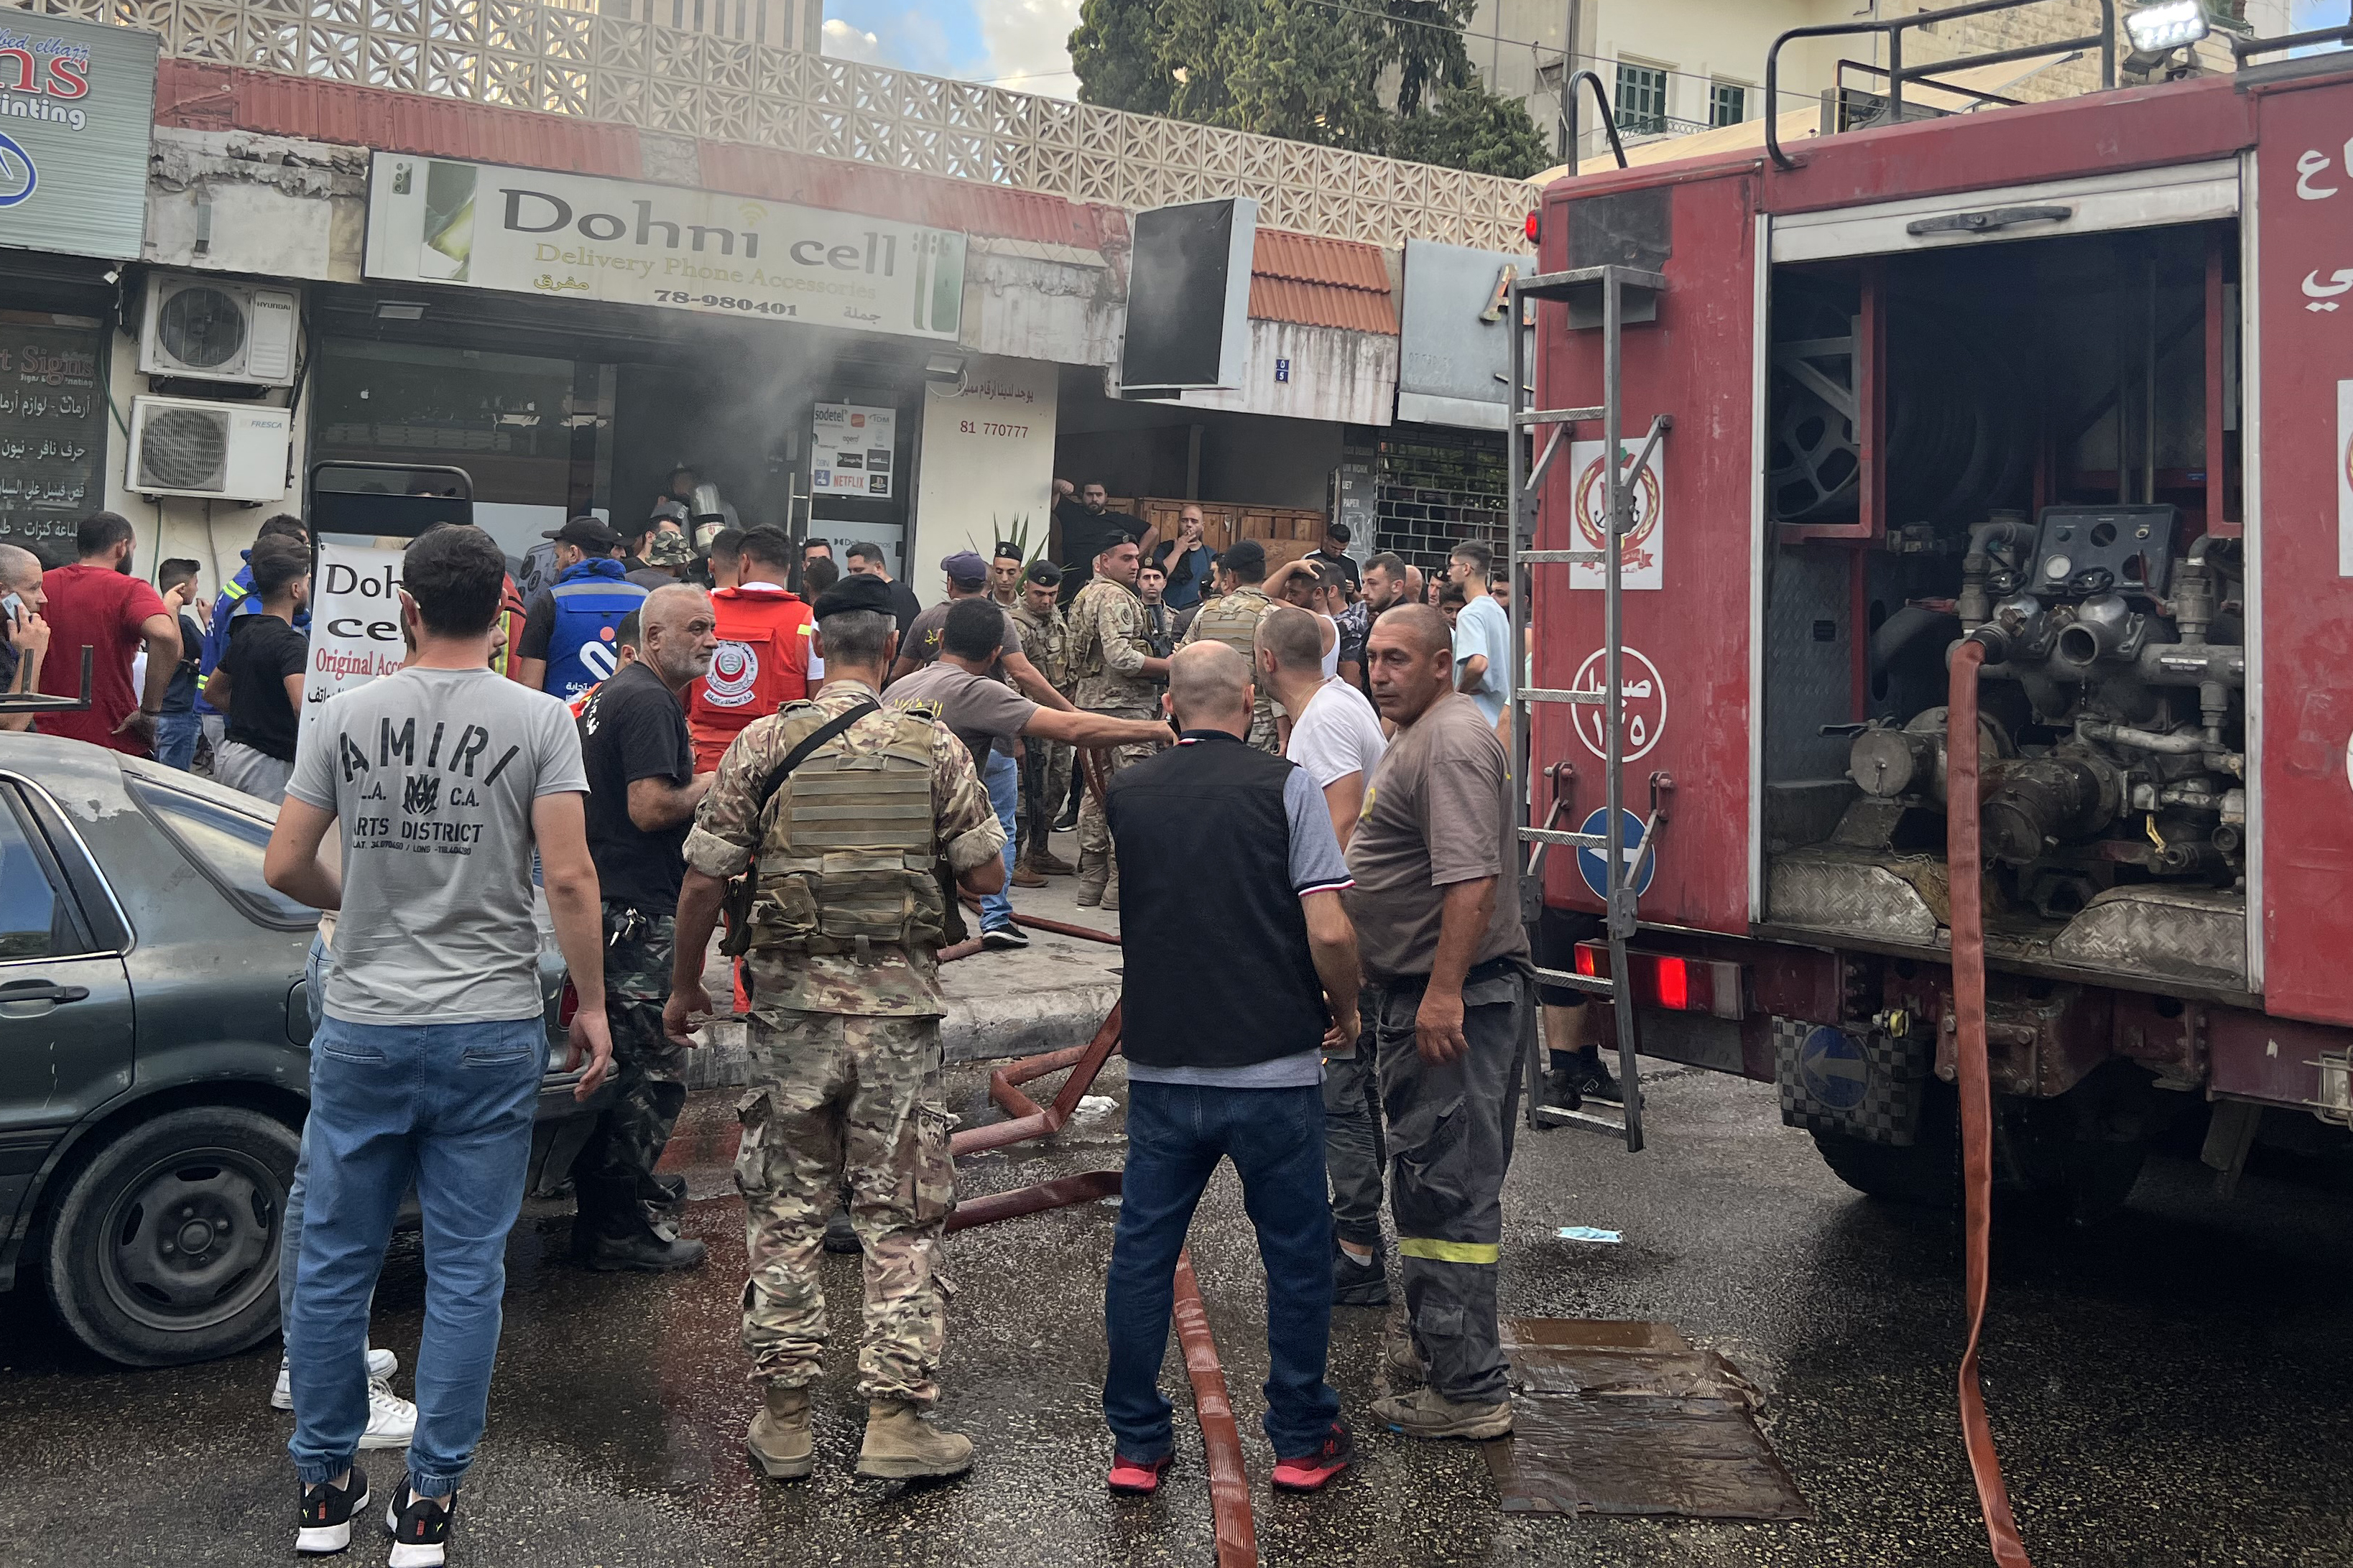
126, 396, 291, 502
138, 275, 299, 387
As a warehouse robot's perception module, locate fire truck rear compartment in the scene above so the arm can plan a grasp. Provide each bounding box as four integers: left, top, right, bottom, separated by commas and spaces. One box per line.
1760, 221, 2248, 995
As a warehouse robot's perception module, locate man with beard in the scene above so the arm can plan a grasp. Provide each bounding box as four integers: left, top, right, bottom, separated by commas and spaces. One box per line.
571, 584, 721, 1270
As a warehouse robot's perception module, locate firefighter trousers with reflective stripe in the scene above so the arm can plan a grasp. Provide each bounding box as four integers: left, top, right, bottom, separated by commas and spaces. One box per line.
1371, 968, 1527, 1406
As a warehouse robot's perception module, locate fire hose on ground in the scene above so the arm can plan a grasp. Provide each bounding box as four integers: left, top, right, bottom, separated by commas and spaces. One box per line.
1947, 639, 2035, 1568
946, 994, 1260, 1568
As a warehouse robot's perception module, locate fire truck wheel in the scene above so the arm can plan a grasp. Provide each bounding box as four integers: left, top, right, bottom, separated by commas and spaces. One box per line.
1810, 1126, 1962, 1209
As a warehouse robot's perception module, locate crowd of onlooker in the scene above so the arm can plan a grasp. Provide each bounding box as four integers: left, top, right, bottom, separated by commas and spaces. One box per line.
0, 480, 1596, 1563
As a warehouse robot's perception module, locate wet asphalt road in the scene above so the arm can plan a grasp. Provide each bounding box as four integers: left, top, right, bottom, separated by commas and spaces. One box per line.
5, 1059, 2353, 1568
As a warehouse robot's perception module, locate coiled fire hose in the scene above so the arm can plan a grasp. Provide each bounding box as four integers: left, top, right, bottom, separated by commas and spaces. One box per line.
1946, 639, 2034, 1568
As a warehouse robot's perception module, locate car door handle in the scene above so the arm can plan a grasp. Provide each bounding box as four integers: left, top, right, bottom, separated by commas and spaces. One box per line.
0, 980, 91, 1004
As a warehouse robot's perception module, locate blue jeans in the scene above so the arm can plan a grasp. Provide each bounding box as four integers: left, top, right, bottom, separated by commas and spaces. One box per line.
278, 932, 332, 1336
154, 710, 200, 770
1104, 1080, 1339, 1461
287, 1013, 543, 1495
980, 748, 1019, 932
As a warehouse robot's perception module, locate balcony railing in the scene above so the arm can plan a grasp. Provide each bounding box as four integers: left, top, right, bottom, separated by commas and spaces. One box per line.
6, 0, 1540, 251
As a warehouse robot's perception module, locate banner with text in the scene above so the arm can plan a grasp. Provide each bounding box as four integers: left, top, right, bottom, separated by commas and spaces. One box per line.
363, 153, 966, 340
302, 542, 409, 736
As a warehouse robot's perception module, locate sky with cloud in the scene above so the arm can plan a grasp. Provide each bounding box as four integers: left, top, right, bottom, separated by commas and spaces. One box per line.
821, 0, 1082, 96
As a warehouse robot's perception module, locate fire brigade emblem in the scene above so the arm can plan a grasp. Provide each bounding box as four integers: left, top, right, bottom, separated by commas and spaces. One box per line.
1571, 444, 1663, 577
703, 640, 760, 708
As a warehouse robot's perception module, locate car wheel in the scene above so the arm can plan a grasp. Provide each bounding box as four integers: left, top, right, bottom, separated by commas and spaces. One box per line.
43, 1106, 299, 1368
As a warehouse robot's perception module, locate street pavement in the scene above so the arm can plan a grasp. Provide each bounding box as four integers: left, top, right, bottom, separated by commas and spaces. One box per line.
6, 1042, 2353, 1565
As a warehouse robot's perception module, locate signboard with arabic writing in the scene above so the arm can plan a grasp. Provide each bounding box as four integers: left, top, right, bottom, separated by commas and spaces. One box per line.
0, 11, 160, 261
0, 312, 104, 552
363, 153, 966, 341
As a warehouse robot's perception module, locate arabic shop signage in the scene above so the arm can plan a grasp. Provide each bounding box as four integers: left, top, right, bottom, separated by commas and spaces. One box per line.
0, 312, 104, 549
363, 154, 967, 341
0, 12, 160, 261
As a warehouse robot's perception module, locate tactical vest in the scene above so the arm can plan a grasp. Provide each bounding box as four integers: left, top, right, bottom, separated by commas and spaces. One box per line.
1192, 587, 1272, 659
544, 563, 649, 700
745, 705, 948, 955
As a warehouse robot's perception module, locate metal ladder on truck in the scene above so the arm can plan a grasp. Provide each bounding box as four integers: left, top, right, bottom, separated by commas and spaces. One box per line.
1507, 259, 1670, 1153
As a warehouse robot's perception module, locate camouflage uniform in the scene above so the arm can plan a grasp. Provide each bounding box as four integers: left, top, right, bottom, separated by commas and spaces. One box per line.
684, 679, 1003, 1405
1064, 577, 1162, 901
1183, 585, 1283, 752
571, 907, 690, 1231
1011, 597, 1074, 863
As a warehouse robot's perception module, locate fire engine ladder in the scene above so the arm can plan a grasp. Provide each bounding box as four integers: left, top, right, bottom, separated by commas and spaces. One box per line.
1507, 264, 1670, 1153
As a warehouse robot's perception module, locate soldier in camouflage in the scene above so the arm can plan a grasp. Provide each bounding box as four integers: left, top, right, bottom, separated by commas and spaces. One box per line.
665, 572, 1006, 1484
1182, 537, 1284, 753
1009, 560, 1076, 881
1063, 536, 1171, 910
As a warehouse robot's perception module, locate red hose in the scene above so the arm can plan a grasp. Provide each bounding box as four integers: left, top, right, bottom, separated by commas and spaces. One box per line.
1946, 639, 2034, 1568
960, 891, 1122, 947
1173, 1249, 1259, 1568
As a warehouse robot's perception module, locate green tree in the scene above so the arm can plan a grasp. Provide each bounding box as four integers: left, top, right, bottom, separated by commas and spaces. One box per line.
1387, 83, 1548, 177
1068, 0, 1544, 175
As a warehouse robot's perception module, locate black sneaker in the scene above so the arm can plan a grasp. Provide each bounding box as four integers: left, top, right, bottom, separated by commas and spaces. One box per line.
1547, 1051, 1622, 1108
295, 1464, 369, 1556
981, 923, 1030, 951
639, 1172, 688, 1209
1333, 1245, 1390, 1307
384, 1480, 456, 1567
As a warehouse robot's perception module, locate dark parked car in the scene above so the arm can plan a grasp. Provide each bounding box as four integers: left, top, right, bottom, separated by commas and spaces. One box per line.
0, 731, 599, 1367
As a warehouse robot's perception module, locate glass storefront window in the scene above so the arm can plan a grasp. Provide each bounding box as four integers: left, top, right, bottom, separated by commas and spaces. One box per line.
311, 340, 580, 506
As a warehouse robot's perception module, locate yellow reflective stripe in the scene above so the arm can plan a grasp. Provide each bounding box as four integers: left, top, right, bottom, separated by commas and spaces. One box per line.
1396, 1237, 1500, 1265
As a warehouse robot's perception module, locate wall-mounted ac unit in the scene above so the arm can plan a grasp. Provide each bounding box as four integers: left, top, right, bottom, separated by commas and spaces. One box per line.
126, 396, 291, 502
139, 275, 299, 387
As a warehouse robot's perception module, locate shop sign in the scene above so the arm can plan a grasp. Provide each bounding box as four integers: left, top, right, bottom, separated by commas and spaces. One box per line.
813, 402, 897, 498
1397, 238, 1536, 430
0, 311, 103, 549
363, 153, 966, 340
300, 540, 410, 737
0, 13, 160, 261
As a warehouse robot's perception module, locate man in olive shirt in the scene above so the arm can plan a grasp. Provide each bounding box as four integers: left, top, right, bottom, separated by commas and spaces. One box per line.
1344, 602, 1528, 1444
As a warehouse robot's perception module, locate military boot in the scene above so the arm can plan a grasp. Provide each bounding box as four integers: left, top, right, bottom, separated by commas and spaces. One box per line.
745, 1385, 813, 1480
854, 1401, 974, 1480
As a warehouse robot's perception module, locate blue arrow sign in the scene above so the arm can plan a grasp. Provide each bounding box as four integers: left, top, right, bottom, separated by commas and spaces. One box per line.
1574, 807, 1655, 901
1799, 1026, 1870, 1110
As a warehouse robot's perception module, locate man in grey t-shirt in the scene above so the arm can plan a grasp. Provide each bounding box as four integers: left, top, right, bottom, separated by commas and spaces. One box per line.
264, 525, 611, 1563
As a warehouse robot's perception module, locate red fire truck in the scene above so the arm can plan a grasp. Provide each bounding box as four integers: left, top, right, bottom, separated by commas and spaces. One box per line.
1512, 1, 2353, 1230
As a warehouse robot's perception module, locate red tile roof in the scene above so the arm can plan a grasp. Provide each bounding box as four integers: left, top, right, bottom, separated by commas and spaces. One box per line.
1249, 229, 1395, 333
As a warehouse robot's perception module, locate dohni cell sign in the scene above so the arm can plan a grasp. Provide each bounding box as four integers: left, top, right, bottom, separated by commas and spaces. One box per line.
302, 542, 410, 736
363, 154, 966, 340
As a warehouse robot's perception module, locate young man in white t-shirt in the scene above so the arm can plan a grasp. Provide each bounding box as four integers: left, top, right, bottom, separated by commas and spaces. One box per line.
1259, 604, 1392, 1307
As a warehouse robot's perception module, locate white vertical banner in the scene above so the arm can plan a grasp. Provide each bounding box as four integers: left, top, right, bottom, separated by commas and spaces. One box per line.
300, 542, 410, 737
1567, 434, 1666, 591
2338, 379, 2353, 576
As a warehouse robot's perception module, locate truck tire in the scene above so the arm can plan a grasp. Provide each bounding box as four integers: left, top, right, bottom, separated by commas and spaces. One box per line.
1811, 1127, 1963, 1207
1810, 1080, 1961, 1207
43, 1105, 299, 1368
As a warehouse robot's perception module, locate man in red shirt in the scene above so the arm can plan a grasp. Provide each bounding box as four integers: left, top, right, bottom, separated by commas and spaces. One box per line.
39, 512, 179, 754
687, 526, 812, 771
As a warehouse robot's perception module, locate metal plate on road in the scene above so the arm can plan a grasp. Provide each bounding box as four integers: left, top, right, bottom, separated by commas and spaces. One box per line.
1576, 808, 1656, 901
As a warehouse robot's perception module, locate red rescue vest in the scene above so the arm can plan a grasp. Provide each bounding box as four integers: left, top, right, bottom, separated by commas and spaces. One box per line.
689, 585, 813, 771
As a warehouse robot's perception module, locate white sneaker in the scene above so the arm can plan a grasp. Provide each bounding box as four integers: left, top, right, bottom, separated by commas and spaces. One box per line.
272, 1347, 401, 1412
356, 1378, 418, 1451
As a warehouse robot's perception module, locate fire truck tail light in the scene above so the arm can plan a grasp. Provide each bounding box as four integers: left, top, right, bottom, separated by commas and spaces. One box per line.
1573, 944, 1744, 1019
1654, 956, 1690, 1012
1525, 209, 1541, 243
